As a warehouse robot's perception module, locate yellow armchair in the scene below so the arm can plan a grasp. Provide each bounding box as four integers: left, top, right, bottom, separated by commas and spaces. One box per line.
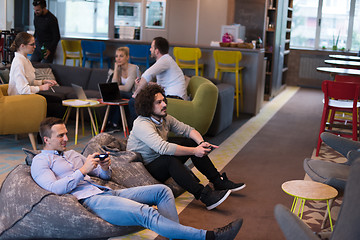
0, 84, 47, 150
167, 76, 218, 135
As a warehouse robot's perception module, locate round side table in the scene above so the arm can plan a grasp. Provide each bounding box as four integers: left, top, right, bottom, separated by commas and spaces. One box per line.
282, 180, 338, 231
62, 99, 100, 145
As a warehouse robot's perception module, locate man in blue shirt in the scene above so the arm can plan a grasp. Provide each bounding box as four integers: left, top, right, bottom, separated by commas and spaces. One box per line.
31, 117, 243, 240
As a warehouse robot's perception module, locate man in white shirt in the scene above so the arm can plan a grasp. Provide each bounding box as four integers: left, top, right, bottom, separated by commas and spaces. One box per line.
133, 37, 187, 100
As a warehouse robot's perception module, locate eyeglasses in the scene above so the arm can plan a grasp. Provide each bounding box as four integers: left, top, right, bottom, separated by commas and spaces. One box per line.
27, 43, 36, 46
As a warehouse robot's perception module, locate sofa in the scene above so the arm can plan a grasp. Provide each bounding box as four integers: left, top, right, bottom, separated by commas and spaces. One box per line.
0, 133, 196, 239
33, 63, 109, 118
207, 79, 235, 136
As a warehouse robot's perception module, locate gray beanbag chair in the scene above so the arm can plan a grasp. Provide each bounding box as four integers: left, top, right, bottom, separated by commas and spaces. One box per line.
0, 133, 194, 239
0, 164, 141, 239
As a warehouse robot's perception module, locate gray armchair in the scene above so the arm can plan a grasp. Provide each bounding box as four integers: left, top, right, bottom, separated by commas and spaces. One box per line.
303, 132, 360, 192
275, 158, 360, 240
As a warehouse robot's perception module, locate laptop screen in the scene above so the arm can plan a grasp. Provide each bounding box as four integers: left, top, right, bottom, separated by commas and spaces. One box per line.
71, 83, 87, 99
98, 82, 122, 102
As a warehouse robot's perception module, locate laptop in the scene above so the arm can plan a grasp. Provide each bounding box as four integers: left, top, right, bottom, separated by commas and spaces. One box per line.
98, 82, 126, 104
71, 83, 88, 100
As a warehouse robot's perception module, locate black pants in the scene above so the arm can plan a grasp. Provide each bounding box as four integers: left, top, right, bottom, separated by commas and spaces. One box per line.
108, 91, 133, 129
145, 137, 220, 199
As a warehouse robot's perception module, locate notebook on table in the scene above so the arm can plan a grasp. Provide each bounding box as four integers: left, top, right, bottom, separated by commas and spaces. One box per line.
98, 82, 127, 104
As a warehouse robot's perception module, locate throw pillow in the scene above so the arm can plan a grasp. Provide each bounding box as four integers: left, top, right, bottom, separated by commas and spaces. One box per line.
22, 148, 41, 166
35, 68, 56, 81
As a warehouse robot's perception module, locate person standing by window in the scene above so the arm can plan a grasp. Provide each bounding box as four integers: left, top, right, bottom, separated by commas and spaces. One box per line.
31, 0, 60, 63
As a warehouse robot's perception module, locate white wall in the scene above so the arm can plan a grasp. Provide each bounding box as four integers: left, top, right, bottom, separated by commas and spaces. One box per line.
167, 0, 228, 45
198, 0, 228, 45
168, 0, 197, 44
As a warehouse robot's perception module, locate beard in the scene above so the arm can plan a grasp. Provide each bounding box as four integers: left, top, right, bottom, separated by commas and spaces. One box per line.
152, 107, 167, 119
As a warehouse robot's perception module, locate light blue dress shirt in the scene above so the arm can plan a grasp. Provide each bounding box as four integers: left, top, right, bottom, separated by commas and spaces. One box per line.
31, 150, 111, 200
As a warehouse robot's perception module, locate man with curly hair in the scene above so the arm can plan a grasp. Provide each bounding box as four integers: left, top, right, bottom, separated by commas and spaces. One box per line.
127, 84, 246, 210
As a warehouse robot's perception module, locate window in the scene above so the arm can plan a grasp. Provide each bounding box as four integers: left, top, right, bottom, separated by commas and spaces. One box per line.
291, 0, 359, 51
46, 0, 109, 38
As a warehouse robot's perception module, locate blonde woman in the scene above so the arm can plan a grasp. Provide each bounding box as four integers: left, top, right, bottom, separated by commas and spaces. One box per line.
107, 46, 140, 130
111, 46, 140, 98
8, 32, 57, 95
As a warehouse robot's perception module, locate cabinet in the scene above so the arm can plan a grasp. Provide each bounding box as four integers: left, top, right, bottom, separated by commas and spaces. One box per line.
264, 0, 293, 100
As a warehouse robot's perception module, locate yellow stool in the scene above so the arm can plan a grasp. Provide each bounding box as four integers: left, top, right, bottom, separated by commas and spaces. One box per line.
61, 40, 82, 66
213, 50, 244, 117
173, 47, 204, 76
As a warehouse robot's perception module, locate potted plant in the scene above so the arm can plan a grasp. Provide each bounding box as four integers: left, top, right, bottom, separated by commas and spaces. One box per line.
332, 31, 340, 51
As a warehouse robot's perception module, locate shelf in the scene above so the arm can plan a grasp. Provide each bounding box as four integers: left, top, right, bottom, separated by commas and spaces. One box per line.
264, 0, 293, 100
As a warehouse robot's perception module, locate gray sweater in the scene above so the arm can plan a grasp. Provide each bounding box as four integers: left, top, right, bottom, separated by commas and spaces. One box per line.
126, 115, 194, 165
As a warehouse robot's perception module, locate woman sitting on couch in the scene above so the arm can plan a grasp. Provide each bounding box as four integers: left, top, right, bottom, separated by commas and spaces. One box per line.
8, 32, 57, 96
107, 46, 140, 130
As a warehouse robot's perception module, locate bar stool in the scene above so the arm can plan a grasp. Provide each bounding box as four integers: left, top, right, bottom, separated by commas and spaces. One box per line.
332, 75, 360, 123
316, 80, 360, 156
213, 50, 244, 117
81, 40, 111, 69
61, 40, 82, 66
173, 47, 204, 76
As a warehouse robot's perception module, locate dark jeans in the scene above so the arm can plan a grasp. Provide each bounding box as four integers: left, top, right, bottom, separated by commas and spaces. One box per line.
145, 137, 220, 199
108, 91, 134, 129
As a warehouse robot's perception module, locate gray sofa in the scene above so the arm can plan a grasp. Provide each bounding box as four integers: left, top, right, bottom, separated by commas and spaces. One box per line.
34, 63, 109, 118
206, 78, 235, 136
0, 133, 193, 239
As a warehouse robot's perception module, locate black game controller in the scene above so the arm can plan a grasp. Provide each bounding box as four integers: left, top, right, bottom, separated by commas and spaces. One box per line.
95, 153, 109, 161
205, 146, 215, 153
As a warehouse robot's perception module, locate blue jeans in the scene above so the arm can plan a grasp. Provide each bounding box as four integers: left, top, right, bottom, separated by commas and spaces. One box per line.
81, 184, 206, 240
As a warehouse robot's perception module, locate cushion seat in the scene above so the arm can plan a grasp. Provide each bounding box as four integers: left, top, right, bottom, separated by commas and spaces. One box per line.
303, 158, 350, 191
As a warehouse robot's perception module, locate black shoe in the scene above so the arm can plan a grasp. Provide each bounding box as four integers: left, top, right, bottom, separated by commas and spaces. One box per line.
200, 185, 231, 210
105, 122, 119, 132
213, 173, 246, 192
214, 218, 243, 240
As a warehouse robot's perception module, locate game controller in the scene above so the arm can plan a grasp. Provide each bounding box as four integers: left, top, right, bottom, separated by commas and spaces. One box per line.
205, 146, 215, 153
95, 153, 109, 161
